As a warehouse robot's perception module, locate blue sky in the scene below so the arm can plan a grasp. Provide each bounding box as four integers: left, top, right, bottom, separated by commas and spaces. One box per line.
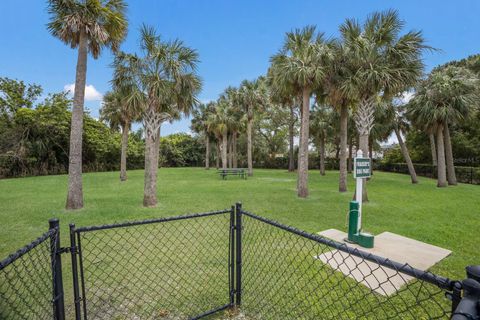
0, 0, 479, 135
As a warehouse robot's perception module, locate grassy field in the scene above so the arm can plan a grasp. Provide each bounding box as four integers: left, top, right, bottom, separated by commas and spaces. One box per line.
0, 167, 478, 279
1, 168, 479, 318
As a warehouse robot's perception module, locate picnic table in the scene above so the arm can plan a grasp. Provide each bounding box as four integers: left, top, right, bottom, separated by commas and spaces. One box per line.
217, 168, 247, 180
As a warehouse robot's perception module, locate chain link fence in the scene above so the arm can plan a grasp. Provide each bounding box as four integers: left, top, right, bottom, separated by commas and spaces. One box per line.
0, 221, 62, 319
240, 210, 454, 319
71, 209, 233, 319
376, 163, 480, 185
0, 204, 479, 319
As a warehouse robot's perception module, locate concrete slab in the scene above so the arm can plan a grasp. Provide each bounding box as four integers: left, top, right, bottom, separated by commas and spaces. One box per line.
315, 229, 451, 296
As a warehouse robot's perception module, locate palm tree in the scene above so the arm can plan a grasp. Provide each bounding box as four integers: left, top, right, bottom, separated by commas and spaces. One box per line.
222, 86, 242, 169
378, 100, 418, 183
47, 0, 128, 209
100, 88, 141, 181
208, 99, 235, 169
114, 25, 201, 206
341, 10, 427, 157
408, 66, 479, 187
310, 104, 334, 176
238, 79, 266, 176
191, 102, 215, 169
267, 66, 298, 172
270, 26, 332, 197
320, 41, 353, 192
340, 10, 427, 199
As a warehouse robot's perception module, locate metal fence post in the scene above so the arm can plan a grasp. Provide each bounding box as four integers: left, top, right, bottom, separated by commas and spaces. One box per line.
70, 224, 82, 320
229, 205, 236, 306
235, 202, 243, 306
49, 219, 65, 320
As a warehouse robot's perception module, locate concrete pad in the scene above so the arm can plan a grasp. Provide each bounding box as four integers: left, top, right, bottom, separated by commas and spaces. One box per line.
315, 229, 451, 296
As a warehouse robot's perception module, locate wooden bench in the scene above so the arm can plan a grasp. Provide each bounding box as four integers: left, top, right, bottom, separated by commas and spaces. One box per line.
218, 168, 247, 180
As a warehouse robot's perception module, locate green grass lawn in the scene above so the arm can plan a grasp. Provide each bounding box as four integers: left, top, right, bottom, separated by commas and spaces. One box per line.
1, 168, 479, 318
0, 167, 478, 280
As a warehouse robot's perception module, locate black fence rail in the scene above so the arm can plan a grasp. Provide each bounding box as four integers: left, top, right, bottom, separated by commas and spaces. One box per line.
1, 204, 479, 319
376, 163, 480, 185
0, 220, 63, 320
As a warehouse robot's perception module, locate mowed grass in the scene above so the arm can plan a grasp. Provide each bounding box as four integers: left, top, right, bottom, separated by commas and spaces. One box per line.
0, 167, 479, 282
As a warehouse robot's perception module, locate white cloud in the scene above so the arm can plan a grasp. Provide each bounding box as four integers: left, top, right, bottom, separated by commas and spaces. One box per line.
64, 83, 103, 101
399, 91, 414, 104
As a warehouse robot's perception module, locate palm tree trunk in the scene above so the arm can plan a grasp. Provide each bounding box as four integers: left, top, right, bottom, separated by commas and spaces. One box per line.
394, 126, 418, 184
66, 30, 88, 210
228, 134, 233, 168
348, 136, 353, 173
297, 87, 310, 198
222, 131, 228, 169
232, 131, 238, 169
120, 122, 129, 181
443, 122, 457, 185
436, 123, 447, 187
247, 118, 253, 176
143, 127, 159, 207
339, 105, 348, 192
356, 134, 369, 202
288, 105, 295, 172
215, 141, 220, 169
429, 132, 437, 166
143, 108, 162, 207
319, 135, 325, 176
205, 135, 210, 170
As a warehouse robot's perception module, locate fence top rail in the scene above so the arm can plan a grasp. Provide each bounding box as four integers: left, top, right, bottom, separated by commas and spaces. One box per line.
0, 227, 57, 271
241, 209, 455, 291
74, 208, 232, 233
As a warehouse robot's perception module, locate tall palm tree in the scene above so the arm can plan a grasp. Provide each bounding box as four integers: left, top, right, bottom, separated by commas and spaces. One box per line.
238, 79, 266, 176
270, 26, 332, 197
267, 66, 298, 172
340, 10, 427, 199
320, 41, 353, 192
341, 10, 426, 158
408, 66, 479, 187
100, 88, 141, 181
222, 86, 242, 169
47, 0, 128, 209
114, 25, 201, 206
208, 99, 235, 169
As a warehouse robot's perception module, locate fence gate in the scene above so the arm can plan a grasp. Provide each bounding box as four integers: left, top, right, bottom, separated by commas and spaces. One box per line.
69, 209, 234, 320
1, 204, 480, 319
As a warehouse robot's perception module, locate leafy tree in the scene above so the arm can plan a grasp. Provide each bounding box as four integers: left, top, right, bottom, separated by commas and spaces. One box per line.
319, 41, 353, 191
377, 100, 418, 183
191, 102, 216, 169
310, 104, 334, 176
267, 66, 299, 172
238, 79, 266, 176
340, 10, 426, 199
0, 77, 42, 125
47, 0, 128, 209
408, 66, 479, 187
207, 99, 236, 169
113, 25, 201, 207
270, 26, 332, 197
100, 88, 142, 181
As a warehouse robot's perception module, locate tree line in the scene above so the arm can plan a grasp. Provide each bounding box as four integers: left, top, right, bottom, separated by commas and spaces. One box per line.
4, 1, 479, 210
0, 77, 205, 178
191, 10, 480, 199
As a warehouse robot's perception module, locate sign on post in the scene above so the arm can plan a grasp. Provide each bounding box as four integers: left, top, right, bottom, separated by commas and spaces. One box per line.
354, 157, 371, 179
354, 151, 370, 231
